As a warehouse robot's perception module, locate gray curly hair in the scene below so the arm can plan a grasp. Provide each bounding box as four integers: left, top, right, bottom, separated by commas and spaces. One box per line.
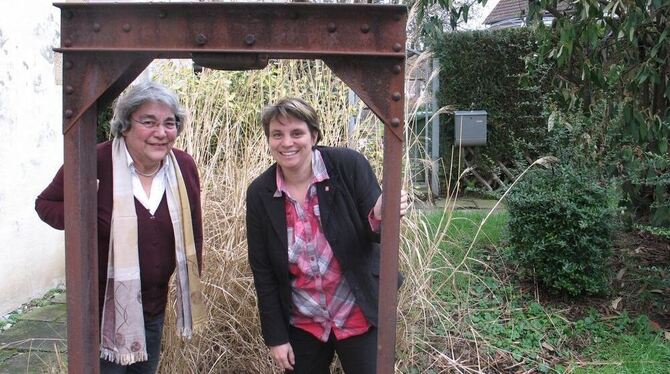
110, 81, 186, 138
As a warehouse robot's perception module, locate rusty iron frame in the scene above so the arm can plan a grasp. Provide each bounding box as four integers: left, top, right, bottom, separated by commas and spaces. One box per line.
55, 3, 405, 373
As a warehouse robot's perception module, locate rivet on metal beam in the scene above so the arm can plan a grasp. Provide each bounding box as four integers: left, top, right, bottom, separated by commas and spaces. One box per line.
123, 24, 131, 32
64, 61, 73, 70
391, 118, 401, 127
393, 43, 403, 52
65, 109, 73, 118
327, 23, 337, 33
159, 10, 167, 19
92, 23, 101, 32
65, 86, 74, 95
392, 92, 402, 101
392, 65, 402, 74
64, 39, 72, 47
195, 33, 208, 46
244, 34, 256, 46
258, 54, 269, 65
64, 11, 73, 19
361, 24, 370, 33
289, 12, 299, 20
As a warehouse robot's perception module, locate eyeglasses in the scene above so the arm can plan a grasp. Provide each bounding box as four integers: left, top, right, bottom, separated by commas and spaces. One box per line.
131, 117, 180, 131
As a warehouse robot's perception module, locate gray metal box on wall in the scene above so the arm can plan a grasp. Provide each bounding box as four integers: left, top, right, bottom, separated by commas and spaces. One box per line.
454, 110, 487, 146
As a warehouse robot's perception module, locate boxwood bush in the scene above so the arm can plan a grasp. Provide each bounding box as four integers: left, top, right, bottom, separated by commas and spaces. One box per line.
507, 165, 614, 296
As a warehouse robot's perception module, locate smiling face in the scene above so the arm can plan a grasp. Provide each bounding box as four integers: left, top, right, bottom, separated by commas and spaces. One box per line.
268, 115, 318, 177
123, 101, 178, 171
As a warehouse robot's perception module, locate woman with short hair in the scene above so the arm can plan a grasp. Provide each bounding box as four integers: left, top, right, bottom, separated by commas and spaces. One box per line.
246, 97, 407, 373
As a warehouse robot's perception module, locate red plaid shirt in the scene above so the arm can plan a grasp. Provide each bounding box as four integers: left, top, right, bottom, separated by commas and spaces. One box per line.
275, 150, 370, 342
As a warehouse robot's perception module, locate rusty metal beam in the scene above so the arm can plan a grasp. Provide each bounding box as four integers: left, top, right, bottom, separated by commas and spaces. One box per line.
61, 52, 152, 374
324, 57, 405, 142
62, 53, 153, 133
55, 3, 406, 373
378, 122, 404, 374
63, 107, 98, 374
324, 56, 405, 372
56, 2, 405, 57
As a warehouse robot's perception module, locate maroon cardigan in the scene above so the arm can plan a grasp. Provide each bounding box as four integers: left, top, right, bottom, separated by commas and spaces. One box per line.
35, 141, 203, 320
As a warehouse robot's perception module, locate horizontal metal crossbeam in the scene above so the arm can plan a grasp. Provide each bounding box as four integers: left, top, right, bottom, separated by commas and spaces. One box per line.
55, 2, 406, 57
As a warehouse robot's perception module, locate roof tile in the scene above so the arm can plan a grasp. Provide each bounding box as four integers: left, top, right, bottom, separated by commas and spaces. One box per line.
484, 0, 528, 25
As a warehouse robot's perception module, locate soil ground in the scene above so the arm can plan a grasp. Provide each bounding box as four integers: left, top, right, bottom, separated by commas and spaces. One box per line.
544, 230, 670, 330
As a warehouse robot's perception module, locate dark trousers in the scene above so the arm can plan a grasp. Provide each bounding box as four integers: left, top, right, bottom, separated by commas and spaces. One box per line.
100, 313, 165, 374
287, 325, 377, 374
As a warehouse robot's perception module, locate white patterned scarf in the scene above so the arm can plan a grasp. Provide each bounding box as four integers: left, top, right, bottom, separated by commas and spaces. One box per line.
100, 137, 206, 365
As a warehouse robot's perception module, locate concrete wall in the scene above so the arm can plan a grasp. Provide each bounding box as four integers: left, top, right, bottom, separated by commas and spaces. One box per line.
0, 0, 65, 315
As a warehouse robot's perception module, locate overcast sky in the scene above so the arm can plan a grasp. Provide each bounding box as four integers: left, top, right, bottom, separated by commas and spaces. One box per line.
464, 0, 501, 29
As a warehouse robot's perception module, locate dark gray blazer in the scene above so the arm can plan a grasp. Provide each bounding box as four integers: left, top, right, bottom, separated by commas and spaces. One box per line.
246, 146, 382, 346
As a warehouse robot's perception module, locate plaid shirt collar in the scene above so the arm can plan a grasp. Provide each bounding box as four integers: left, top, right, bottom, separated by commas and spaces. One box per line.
274, 149, 329, 198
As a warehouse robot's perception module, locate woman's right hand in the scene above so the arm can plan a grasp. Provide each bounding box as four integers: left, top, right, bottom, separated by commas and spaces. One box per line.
372, 189, 409, 220
269, 343, 295, 371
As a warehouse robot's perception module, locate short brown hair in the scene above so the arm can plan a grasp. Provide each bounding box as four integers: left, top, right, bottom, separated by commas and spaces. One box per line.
261, 97, 322, 144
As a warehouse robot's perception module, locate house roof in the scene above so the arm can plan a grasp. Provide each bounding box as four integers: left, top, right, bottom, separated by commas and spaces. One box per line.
484, 0, 527, 25
484, 0, 571, 27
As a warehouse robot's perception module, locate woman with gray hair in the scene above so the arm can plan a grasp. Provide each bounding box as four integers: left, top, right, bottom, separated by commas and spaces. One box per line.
35, 81, 206, 373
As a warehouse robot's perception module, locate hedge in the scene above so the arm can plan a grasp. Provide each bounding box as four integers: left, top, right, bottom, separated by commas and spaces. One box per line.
431, 28, 550, 192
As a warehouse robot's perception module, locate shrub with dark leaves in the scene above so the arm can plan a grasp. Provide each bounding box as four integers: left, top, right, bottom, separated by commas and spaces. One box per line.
507, 165, 613, 296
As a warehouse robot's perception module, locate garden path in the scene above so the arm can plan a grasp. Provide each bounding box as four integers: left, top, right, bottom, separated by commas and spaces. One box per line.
0, 292, 66, 373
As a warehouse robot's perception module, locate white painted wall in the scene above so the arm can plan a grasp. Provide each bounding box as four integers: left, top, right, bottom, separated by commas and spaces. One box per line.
0, 0, 65, 315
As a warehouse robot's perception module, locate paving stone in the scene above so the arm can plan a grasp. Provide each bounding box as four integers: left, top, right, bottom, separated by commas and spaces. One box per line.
0, 349, 19, 363
0, 320, 66, 352
471, 198, 504, 210
0, 351, 66, 374
50, 293, 66, 304
453, 199, 479, 209
19, 304, 67, 323
419, 198, 504, 212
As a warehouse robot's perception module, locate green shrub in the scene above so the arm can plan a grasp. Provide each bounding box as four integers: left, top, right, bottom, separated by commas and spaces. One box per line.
507, 165, 614, 296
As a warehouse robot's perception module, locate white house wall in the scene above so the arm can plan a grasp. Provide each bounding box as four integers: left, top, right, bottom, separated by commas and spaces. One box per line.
0, 0, 65, 315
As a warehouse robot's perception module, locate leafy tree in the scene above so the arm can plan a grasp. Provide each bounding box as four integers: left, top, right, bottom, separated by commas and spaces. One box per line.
409, 0, 486, 45
529, 0, 669, 227
425, 0, 669, 226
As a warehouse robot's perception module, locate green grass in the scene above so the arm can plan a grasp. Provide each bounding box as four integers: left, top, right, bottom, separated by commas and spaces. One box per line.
570, 315, 670, 373
425, 209, 508, 290
425, 209, 507, 249
422, 207, 670, 373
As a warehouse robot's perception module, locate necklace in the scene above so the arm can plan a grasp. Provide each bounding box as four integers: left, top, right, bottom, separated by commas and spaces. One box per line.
135, 163, 161, 177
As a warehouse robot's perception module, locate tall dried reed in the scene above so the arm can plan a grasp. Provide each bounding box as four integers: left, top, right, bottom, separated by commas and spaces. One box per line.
151, 54, 514, 372
154, 59, 391, 373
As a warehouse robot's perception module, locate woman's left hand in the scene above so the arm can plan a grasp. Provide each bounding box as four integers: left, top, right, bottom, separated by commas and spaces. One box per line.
373, 189, 409, 220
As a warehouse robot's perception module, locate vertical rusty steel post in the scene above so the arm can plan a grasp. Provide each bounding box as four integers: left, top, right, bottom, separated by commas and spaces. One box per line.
63, 107, 99, 374
377, 125, 404, 373
325, 56, 406, 373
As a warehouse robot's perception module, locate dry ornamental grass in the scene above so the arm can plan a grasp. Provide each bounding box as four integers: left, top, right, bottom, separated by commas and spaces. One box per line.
151, 58, 511, 373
